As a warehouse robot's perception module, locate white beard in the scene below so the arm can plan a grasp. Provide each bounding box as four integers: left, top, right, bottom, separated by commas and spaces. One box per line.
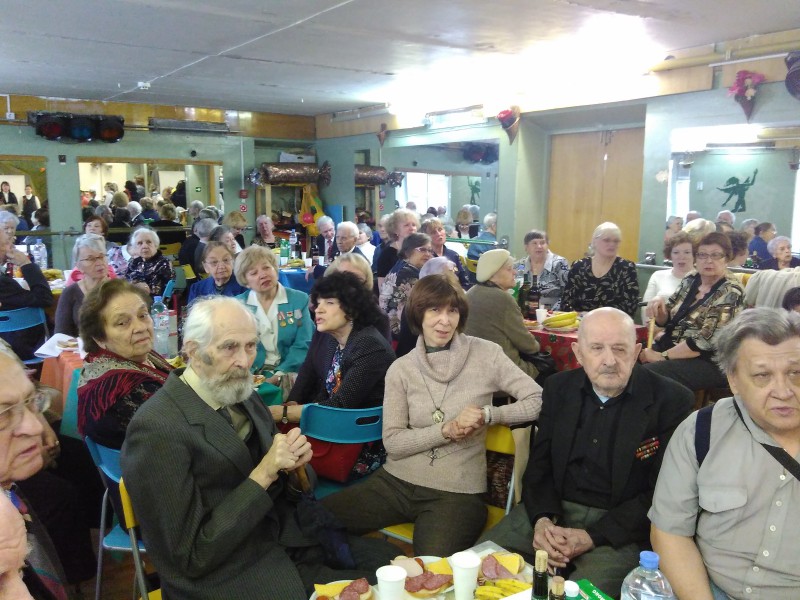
204, 369, 253, 407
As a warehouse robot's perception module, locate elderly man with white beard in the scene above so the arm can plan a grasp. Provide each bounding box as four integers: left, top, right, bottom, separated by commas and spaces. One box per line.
121, 296, 397, 600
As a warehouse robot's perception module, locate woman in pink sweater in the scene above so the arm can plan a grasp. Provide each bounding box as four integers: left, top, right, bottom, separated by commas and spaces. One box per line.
322, 274, 542, 556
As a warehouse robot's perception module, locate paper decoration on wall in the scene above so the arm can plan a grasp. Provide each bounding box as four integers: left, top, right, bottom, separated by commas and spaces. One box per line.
255, 161, 331, 187
354, 165, 405, 187
718, 169, 758, 213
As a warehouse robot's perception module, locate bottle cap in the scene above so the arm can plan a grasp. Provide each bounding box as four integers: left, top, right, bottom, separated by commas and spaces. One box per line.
639, 550, 659, 569
564, 580, 580, 598
154, 296, 162, 303
551, 576, 564, 595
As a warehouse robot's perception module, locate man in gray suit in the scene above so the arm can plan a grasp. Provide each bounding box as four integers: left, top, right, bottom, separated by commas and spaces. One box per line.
121, 296, 396, 600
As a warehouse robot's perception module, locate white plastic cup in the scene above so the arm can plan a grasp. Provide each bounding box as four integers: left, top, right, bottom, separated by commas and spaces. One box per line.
450, 550, 481, 600
301, 251, 307, 260
536, 308, 548, 323
304, 257, 312, 267
375, 565, 406, 600
279, 256, 288, 266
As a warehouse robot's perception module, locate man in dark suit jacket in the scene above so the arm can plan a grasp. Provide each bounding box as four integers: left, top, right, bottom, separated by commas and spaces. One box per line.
311, 221, 366, 279
121, 296, 396, 600
480, 307, 693, 594
314, 215, 336, 262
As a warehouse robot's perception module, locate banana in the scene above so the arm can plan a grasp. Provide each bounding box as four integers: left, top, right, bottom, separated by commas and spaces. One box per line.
492, 578, 532, 594
475, 586, 505, 600
542, 311, 578, 326
545, 318, 578, 329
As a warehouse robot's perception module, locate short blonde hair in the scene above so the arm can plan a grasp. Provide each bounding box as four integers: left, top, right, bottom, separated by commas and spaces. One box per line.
224, 211, 247, 229
385, 209, 420, 241
326, 252, 373, 290
591, 222, 622, 245
234, 245, 277, 287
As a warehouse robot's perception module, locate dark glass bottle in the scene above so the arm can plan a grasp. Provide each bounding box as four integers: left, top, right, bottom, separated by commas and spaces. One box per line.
549, 576, 565, 600
532, 550, 548, 600
311, 242, 320, 266
526, 274, 540, 320
518, 275, 531, 315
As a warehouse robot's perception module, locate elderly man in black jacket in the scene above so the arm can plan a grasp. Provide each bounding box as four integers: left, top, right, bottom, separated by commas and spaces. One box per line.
481, 307, 693, 594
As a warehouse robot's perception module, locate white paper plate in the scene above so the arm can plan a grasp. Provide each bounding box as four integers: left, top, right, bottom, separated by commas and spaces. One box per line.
310, 580, 377, 600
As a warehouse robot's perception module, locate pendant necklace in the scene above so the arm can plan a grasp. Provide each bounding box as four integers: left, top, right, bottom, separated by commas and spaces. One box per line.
422, 377, 449, 424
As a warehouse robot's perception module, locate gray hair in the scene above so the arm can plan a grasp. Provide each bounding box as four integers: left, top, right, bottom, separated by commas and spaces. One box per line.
198, 208, 217, 221
715, 308, 800, 375
194, 217, 218, 239
256, 214, 273, 228
189, 200, 204, 213
717, 209, 735, 225
326, 252, 373, 289
357, 222, 372, 238
591, 221, 622, 243
316, 215, 334, 230
234, 245, 277, 287
467, 204, 480, 220
385, 208, 420, 240
767, 235, 792, 257
420, 256, 456, 278
127, 201, 142, 218
740, 218, 758, 231
130, 227, 160, 247
94, 205, 113, 222
71, 233, 107, 267
483, 212, 497, 230
183, 296, 256, 355
337, 221, 359, 238
0, 210, 19, 228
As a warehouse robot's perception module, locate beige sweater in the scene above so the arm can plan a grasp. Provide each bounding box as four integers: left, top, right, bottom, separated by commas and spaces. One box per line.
382, 333, 542, 494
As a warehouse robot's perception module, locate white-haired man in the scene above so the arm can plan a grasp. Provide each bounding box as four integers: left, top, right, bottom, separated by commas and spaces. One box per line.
121, 297, 396, 599
716, 209, 735, 227
311, 221, 366, 279
314, 215, 336, 262
651, 308, 800, 599
467, 212, 498, 262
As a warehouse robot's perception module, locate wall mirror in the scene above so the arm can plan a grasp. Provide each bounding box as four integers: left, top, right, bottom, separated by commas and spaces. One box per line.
77, 157, 222, 214
0, 155, 48, 216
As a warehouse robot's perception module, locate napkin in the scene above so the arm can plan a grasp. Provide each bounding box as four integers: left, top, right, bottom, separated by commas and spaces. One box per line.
35, 333, 86, 359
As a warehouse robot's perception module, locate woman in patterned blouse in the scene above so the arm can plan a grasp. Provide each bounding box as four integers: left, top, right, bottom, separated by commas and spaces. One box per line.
640, 232, 745, 391
379, 232, 432, 336
124, 227, 174, 297
515, 229, 570, 309
561, 222, 639, 317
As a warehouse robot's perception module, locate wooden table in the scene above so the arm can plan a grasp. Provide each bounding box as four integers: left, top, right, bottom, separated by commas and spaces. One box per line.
39, 351, 83, 415
530, 325, 648, 372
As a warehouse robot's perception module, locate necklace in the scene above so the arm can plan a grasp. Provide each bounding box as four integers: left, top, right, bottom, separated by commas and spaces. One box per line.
421, 376, 449, 424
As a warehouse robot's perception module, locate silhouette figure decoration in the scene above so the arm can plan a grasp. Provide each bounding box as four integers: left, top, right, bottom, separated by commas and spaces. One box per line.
718, 169, 758, 213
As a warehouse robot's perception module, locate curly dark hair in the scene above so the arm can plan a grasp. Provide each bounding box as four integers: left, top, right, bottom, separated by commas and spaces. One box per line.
310, 271, 384, 331
726, 231, 750, 259
783, 287, 800, 311
79, 279, 151, 354
84, 215, 109, 236
663, 231, 694, 260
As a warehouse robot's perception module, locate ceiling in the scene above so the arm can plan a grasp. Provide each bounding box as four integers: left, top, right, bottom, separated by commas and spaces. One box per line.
2, 0, 799, 117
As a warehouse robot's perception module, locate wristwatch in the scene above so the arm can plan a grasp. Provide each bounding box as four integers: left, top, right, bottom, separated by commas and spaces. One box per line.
661, 351, 670, 360
281, 405, 289, 424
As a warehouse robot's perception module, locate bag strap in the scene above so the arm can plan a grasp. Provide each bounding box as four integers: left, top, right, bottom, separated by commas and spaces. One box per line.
695, 405, 714, 468
732, 400, 800, 481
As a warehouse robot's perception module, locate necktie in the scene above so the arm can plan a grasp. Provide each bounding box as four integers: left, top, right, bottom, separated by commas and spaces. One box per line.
327, 240, 334, 260
218, 407, 234, 428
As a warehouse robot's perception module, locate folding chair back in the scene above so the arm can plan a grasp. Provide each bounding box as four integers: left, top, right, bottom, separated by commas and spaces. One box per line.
0, 307, 48, 365
60, 368, 82, 440
119, 479, 161, 599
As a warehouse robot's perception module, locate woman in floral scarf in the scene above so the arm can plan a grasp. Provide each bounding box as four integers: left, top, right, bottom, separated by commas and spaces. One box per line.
379, 233, 432, 337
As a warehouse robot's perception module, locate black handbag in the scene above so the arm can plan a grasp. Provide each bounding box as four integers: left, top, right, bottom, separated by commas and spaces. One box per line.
521, 351, 557, 385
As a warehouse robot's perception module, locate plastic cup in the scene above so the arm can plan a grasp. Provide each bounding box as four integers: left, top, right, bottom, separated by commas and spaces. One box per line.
375, 565, 406, 600
301, 251, 307, 260
450, 550, 481, 600
279, 256, 288, 266
536, 308, 548, 323
304, 257, 312, 267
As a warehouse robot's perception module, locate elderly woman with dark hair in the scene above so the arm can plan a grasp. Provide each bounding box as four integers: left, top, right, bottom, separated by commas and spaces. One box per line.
279, 272, 395, 430
379, 232, 432, 336
84, 214, 109, 237
125, 228, 173, 297
759, 235, 800, 270
56, 234, 111, 336
77, 279, 172, 448
187, 241, 246, 302
561, 221, 639, 317
748, 222, 776, 264
643, 231, 695, 309
640, 232, 745, 391
322, 275, 543, 556
515, 230, 569, 309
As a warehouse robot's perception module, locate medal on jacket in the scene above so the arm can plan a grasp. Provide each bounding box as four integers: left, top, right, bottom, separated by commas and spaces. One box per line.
432, 409, 444, 424
287, 309, 294, 325
293, 308, 302, 325
278, 311, 287, 327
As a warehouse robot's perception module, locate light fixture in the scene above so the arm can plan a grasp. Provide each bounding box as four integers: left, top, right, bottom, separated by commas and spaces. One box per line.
424, 105, 486, 129
148, 118, 229, 134
27, 112, 125, 142
330, 104, 390, 123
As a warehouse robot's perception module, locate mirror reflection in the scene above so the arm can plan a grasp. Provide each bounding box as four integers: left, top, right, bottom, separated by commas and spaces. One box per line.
0, 156, 48, 228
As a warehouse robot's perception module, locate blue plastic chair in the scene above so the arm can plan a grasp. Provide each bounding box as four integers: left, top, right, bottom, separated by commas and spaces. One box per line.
0, 307, 48, 365
298, 404, 383, 498
84, 437, 148, 600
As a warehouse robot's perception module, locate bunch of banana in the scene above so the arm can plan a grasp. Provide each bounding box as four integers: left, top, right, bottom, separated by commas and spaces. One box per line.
542, 311, 579, 329
286, 258, 306, 268
476, 578, 532, 599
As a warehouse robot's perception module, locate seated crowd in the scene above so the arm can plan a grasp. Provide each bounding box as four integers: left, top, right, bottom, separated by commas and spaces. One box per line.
1, 203, 799, 600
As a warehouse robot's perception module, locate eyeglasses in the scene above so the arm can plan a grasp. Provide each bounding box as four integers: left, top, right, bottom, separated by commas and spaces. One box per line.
415, 247, 433, 254
205, 259, 233, 268
696, 252, 726, 261
79, 255, 106, 265
0, 391, 49, 433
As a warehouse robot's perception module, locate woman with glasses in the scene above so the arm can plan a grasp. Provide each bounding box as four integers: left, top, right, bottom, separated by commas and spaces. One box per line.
187, 241, 246, 303
379, 232, 432, 336
55, 234, 111, 336
561, 221, 639, 317
640, 232, 745, 391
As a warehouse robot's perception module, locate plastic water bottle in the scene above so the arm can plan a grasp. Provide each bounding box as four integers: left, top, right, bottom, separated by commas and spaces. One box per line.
151, 296, 170, 357
289, 229, 298, 258
32, 238, 48, 270
620, 551, 676, 600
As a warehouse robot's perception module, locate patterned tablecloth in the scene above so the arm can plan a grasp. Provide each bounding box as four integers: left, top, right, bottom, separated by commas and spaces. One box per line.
530, 325, 648, 372
39, 351, 83, 415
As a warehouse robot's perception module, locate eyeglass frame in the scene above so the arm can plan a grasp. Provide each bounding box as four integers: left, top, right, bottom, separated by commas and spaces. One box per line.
0, 390, 49, 433
696, 252, 727, 261
414, 246, 434, 254
79, 254, 107, 265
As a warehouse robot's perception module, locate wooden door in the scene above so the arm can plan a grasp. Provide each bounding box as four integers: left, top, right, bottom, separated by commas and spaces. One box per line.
547, 128, 644, 263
